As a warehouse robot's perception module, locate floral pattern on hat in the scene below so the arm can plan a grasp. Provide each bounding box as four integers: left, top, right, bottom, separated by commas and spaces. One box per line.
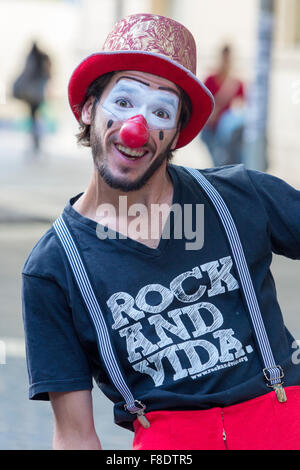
102, 14, 196, 74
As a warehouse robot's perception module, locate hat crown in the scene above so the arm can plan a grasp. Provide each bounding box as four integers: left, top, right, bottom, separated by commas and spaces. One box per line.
102, 13, 196, 75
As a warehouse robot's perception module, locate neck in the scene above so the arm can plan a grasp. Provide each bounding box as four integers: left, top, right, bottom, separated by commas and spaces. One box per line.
73, 160, 173, 221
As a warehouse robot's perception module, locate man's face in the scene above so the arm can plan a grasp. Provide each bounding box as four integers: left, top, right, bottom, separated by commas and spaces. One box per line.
82, 70, 182, 192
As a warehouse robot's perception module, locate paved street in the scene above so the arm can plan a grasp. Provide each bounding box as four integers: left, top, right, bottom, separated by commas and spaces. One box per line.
0, 131, 134, 450
0, 129, 299, 450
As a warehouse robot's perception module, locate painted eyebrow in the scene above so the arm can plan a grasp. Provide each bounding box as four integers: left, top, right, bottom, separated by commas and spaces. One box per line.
116, 76, 180, 99
158, 86, 180, 99
113, 79, 179, 108
115, 76, 150, 87
111, 83, 140, 96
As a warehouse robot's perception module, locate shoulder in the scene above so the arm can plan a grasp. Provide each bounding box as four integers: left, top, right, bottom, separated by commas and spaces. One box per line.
173, 163, 251, 188
22, 225, 66, 280
172, 163, 280, 207
200, 163, 248, 180
174, 162, 284, 187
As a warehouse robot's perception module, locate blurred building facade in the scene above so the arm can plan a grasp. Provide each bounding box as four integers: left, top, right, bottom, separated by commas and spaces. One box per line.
0, 0, 299, 184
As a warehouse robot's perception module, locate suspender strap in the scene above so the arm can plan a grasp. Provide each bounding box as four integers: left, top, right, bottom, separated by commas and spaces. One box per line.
184, 167, 286, 397
53, 215, 150, 426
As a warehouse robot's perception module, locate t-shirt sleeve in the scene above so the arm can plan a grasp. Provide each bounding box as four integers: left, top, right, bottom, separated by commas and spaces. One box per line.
22, 273, 93, 400
247, 169, 300, 259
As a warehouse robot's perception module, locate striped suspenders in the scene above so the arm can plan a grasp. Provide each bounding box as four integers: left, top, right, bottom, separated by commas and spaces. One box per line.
53, 167, 286, 429
53, 215, 150, 429
184, 167, 286, 403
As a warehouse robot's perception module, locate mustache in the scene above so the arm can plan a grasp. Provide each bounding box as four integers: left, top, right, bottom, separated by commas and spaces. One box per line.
107, 128, 156, 154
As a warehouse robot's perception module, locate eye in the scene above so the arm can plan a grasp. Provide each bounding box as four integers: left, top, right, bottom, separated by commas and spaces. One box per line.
115, 98, 132, 108
154, 109, 170, 119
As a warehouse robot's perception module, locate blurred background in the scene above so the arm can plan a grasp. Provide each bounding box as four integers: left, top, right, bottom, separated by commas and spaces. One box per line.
0, 0, 299, 450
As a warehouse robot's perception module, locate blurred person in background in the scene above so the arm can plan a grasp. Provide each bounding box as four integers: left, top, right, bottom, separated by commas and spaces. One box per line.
200, 45, 245, 166
21, 14, 300, 451
13, 41, 51, 154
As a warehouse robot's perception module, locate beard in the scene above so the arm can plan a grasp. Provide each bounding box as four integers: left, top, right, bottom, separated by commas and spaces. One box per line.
90, 122, 175, 192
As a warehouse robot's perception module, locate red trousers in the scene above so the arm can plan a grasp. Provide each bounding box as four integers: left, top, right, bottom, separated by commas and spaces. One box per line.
133, 386, 300, 450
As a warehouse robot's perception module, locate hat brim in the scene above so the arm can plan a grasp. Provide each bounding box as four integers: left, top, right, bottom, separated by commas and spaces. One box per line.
68, 50, 214, 149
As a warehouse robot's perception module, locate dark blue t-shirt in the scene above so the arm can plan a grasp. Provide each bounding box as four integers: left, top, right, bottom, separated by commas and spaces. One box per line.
22, 163, 300, 431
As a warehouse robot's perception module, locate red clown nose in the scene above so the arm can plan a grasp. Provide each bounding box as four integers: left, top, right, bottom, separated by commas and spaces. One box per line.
119, 115, 149, 148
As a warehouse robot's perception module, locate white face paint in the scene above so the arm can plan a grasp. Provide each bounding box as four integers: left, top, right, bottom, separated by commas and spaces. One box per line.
101, 78, 180, 130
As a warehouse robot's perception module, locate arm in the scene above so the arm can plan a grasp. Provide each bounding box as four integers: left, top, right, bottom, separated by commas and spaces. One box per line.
49, 390, 102, 450
247, 170, 300, 259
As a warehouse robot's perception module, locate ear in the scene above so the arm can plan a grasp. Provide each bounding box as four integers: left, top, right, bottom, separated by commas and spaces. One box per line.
170, 130, 180, 150
81, 96, 96, 125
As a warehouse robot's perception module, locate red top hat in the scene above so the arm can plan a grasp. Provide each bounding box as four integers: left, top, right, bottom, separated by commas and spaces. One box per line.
68, 13, 214, 149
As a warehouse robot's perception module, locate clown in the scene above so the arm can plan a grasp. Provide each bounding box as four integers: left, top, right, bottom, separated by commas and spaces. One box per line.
22, 14, 300, 451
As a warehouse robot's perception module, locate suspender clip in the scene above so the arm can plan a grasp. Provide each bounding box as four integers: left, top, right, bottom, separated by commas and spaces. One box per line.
124, 400, 151, 429
263, 366, 287, 403
272, 383, 287, 403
